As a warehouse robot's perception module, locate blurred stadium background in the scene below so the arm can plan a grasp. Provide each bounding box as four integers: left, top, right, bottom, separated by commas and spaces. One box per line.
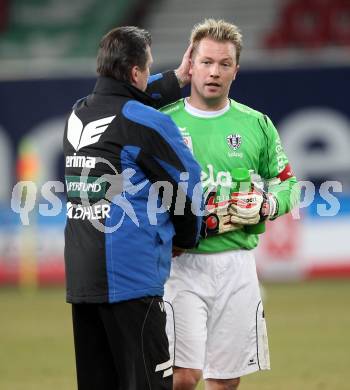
0, 0, 349, 389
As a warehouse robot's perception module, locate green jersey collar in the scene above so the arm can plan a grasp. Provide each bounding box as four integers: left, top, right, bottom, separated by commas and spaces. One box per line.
184, 98, 230, 118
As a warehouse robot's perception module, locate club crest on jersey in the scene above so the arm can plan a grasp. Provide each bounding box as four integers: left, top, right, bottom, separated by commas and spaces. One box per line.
226, 134, 242, 150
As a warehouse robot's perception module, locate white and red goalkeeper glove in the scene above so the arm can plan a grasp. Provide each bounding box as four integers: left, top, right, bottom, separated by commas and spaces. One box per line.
201, 186, 243, 238
229, 184, 278, 225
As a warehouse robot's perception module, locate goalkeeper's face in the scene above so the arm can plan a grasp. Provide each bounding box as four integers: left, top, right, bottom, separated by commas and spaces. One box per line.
190, 38, 239, 108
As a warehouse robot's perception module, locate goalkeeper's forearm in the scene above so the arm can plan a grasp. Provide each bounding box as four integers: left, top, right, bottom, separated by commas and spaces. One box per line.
268, 177, 300, 217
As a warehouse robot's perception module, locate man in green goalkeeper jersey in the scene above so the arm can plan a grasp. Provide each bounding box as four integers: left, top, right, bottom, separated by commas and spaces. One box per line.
161, 19, 300, 390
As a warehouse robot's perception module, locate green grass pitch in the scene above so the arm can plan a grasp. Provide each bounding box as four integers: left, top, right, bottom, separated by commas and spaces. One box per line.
0, 280, 349, 390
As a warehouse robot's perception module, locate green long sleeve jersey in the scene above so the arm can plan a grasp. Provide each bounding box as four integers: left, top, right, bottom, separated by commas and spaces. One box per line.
161, 98, 300, 253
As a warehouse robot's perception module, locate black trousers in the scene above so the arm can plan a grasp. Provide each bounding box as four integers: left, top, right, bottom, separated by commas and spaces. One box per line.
72, 297, 172, 390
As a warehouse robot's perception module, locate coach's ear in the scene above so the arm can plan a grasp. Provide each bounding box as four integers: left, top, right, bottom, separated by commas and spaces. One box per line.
130, 65, 139, 86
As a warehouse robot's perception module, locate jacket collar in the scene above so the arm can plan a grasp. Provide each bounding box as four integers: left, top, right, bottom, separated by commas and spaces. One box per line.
93, 76, 156, 107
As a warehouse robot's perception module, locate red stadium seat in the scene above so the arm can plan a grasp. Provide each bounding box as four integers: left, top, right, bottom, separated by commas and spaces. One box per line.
265, 0, 331, 49
328, 0, 350, 45
0, 0, 9, 32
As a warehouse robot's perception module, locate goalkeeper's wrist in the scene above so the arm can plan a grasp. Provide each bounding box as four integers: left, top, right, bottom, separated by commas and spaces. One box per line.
261, 193, 279, 220
174, 69, 184, 88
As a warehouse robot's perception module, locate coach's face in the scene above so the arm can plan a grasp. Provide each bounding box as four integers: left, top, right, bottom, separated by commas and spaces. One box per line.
189, 38, 239, 109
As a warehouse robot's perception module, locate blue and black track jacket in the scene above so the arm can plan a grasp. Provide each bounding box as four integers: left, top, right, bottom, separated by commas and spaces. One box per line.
63, 71, 203, 303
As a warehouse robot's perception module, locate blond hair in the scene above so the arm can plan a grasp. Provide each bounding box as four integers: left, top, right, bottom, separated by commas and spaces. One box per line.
190, 19, 242, 63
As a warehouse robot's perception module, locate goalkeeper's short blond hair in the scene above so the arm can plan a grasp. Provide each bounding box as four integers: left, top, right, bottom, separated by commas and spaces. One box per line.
190, 19, 242, 63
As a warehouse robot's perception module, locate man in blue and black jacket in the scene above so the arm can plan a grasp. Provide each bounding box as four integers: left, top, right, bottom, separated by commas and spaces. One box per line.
63, 26, 202, 390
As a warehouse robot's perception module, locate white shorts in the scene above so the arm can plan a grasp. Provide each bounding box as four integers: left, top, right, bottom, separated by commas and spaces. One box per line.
164, 249, 270, 380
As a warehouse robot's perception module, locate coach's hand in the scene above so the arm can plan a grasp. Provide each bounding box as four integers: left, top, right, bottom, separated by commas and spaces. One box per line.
175, 45, 192, 88
201, 186, 243, 238
229, 185, 278, 225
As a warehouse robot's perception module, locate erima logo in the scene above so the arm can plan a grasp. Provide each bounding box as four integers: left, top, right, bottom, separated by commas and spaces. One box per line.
66, 202, 111, 220
158, 301, 165, 312
248, 357, 257, 366
155, 359, 173, 378
67, 111, 116, 151
66, 155, 96, 168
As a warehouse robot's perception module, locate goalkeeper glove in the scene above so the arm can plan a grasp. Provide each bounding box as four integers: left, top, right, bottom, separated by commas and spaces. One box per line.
201, 186, 243, 238
229, 184, 278, 225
